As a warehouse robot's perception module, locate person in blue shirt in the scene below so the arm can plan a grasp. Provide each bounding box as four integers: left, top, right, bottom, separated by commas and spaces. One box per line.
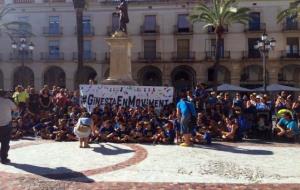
176, 91, 196, 147
275, 112, 300, 139
99, 120, 114, 142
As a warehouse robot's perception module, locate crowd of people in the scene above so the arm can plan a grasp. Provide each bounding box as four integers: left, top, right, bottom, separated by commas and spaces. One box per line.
4, 83, 300, 147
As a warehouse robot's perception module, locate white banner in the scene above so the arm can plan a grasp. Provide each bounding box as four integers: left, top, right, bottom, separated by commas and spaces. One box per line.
80, 85, 174, 113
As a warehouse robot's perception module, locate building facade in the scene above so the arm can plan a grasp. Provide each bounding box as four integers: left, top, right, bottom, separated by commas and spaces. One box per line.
0, 0, 299, 91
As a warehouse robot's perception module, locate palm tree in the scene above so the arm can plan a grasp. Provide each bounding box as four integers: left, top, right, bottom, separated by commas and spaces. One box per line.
277, 0, 300, 22
73, 0, 86, 87
189, 0, 250, 90
0, 6, 32, 39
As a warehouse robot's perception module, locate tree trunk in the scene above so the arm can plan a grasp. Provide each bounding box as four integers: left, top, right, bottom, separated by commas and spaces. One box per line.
75, 8, 84, 87
213, 31, 223, 91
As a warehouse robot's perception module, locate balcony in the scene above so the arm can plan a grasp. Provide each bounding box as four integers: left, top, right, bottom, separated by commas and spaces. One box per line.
43, 27, 63, 37
10, 52, 33, 62
40, 52, 64, 62
242, 51, 262, 59
205, 51, 231, 60
174, 25, 193, 35
244, 23, 266, 33
137, 52, 161, 63
280, 50, 300, 60
75, 26, 95, 36
140, 25, 160, 35
172, 51, 195, 62
282, 22, 300, 32
14, 0, 34, 3
73, 52, 96, 62
207, 25, 228, 34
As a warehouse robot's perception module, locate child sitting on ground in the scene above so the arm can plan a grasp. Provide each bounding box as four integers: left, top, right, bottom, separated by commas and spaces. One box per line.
131, 121, 144, 143
98, 120, 115, 142
113, 122, 131, 143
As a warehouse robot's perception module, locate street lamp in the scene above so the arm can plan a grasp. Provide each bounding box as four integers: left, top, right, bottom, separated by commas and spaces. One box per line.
255, 33, 276, 92
11, 37, 34, 67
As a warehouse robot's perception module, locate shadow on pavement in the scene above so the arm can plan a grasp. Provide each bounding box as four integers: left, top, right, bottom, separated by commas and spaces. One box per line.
8, 163, 94, 183
93, 144, 134, 156
196, 143, 274, 155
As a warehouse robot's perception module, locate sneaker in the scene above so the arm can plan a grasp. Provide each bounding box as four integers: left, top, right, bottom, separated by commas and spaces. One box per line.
1, 159, 11, 165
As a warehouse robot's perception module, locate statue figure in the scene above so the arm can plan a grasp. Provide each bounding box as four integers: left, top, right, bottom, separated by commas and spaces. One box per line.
116, 0, 129, 33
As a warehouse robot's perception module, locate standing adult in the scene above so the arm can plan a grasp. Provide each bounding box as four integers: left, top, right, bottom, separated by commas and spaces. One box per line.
0, 90, 18, 164
177, 90, 196, 147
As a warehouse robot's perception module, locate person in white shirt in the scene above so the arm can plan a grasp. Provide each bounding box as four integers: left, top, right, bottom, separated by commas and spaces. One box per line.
0, 90, 18, 164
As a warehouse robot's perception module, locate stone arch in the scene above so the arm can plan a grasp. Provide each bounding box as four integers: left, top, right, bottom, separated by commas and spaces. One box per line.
75, 66, 97, 88
171, 65, 196, 93
44, 66, 66, 88
0, 69, 3, 89
207, 65, 231, 84
13, 66, 34, 88
278, 64, 300, 87
137, 66, 162, 86
240, 65, 269, 89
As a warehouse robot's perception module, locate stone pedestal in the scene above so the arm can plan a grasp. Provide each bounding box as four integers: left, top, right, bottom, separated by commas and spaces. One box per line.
101, 32, 138, 85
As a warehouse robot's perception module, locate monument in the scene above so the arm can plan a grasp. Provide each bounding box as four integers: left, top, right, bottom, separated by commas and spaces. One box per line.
101, 0, 138, 85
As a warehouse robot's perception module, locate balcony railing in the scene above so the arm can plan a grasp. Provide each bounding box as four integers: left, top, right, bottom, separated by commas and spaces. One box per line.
205, 51, 231, 60
242, 51, 262, 59
44, 0, 65, 2
43, 27, 63, 36
174, 25, 193, 35
73, 52, 96, 62
282, 22, 300, 31
75, 26, 95, 36
172, 51, 195, 62
14, 0, 34, 3
10, 52, 33, 61
207, 25, 228, 34
40, 52, 64, 62
281, 50, 300, 59
244, 23, 266, 32
137, 52, 161, 62
140, 25, 160, 35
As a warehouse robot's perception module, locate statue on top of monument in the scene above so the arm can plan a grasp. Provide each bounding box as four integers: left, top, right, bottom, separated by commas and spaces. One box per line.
115, 0, 129, 34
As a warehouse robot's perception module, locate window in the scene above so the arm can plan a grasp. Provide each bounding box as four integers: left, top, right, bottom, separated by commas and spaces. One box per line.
206, 39, 224, 58
249, 12, 261, 31
83, 16, 91, 34
144, 40, 156, 59
48, 40, 60, 58
286, 15, 298, 30
177, 39, 190, 58
177, 14, 189, 32
144, 15, 156, 33
49, 16, 60, 34
286, 37, 299, 57
248, 38, 261, 58
17, 16, 30, 36
84, 40, 92, 59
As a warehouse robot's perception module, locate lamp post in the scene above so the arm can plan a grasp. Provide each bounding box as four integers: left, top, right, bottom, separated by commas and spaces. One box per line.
11, 38, 34, 86
255, 33, 276, 93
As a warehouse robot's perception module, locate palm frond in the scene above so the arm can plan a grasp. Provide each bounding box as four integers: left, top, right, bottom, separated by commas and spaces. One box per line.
277, 0, 300, 23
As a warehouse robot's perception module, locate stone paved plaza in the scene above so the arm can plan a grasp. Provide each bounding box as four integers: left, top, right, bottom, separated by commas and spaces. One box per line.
0, 139, 300, 190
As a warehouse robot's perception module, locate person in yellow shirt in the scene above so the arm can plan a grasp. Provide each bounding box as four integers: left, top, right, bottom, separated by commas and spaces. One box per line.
12, 85, 29, 115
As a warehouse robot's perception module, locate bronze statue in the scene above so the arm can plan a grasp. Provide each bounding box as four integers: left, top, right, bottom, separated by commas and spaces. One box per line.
116, 0, 129, 33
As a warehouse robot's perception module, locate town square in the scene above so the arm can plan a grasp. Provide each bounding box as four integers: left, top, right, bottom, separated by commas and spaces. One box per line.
0, 0, 300, 190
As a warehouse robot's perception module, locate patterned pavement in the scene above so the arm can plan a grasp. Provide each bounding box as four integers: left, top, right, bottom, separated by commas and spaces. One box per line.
0, 139, 299, 190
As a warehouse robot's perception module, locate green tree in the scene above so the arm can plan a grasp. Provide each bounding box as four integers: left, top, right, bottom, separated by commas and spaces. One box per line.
277, 0, 300, 22
189, 0, 250, 90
